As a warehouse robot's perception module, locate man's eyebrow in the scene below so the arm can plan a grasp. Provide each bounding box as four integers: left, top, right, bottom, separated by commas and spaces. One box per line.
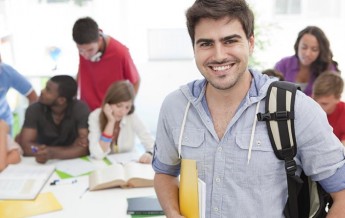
195, 34, 243, 45
221, 34, 242, 42
195, 38, 214, 45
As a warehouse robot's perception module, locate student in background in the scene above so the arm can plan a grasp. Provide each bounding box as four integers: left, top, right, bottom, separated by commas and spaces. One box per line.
152, 0, 345, 217
312, 71, 345, 145
72, 17, 140, 111
262, 68, 285, 81
0, 53, 38, 132
88, 80, 153, 164
274, 26, 339, 96
0, 120, 21, 171
18, 75, 90, 164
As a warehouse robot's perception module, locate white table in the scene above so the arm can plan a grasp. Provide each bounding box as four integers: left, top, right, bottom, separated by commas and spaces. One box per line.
19, 157, 165, 218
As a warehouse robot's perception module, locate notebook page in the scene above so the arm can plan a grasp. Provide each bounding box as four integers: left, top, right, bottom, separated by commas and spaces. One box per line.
0, 165, 55, 200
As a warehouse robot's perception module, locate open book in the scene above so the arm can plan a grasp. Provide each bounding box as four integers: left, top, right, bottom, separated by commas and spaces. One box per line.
0, 165, 55, 200
89, 162, 154, 191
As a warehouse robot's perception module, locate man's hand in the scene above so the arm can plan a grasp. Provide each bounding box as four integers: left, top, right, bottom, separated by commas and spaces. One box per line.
35, 145, 51, 164
76, 135, 89, 147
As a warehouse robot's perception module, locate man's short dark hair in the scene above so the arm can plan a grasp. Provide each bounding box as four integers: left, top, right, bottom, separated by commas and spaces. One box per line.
186, 0, 254, 46
72, 17, 99, 44
50, 75, 77, 102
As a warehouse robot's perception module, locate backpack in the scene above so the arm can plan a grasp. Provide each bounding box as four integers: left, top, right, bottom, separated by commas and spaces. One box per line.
257, 81, 332, 218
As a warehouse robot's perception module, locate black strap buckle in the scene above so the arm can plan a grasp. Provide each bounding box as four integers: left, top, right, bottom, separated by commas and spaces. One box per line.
285, 159, 297, 176
257, 112, 271, 121
275, 111, 289, 121
257, 111, 294, 122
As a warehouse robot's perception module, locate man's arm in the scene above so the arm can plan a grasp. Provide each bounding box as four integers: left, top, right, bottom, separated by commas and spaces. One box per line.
154, 173, 184, 218
20, 127, 39, 156
327, 189, 345, 217
26, 90, 38, 104
0, 149, 19, 172
133, 78, 140, 95
0, 121, 9, 171
35, 128, 89, 163
1, 122, 21, 171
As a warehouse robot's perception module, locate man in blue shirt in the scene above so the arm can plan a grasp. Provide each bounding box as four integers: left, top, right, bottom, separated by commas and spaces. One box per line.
0, 59, 37, 133
152, 0, 345, 217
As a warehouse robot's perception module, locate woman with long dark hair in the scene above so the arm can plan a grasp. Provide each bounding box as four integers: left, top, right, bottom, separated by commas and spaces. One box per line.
275, 26, 339, 96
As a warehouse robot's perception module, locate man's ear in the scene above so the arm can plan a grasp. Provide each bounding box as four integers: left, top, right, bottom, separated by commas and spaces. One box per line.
249, 35, 255, 55
57, 96, 67, 105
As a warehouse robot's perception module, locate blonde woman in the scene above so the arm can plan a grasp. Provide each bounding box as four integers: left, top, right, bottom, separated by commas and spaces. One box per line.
88, 80, 153, 163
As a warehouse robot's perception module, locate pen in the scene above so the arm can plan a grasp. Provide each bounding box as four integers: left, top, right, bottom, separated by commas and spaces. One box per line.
50, 178, 78, 186
79, 187, 89, 199
31, 145, 38, 153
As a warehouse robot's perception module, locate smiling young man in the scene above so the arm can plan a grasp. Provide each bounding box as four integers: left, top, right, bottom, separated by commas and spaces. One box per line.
19, 75, 90, 163
72, 17, 140, 111
152, 0, 345, 217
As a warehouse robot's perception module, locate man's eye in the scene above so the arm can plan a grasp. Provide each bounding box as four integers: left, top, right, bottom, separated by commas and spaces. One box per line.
200, 42, 212, 47
225, 39, 236, 44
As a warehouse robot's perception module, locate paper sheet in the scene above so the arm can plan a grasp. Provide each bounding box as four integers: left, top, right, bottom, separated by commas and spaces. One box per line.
106, 152, 141, 165
55, 158, 96, 177
0, 165, 55, 200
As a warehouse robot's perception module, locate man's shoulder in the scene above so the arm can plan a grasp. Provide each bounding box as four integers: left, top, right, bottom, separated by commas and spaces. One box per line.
108, 37, 128, 51
24, 103, 45, 121
27, 102, 43, 111
0, 63, 17, 79
70, 100, 90, 112
72, 99, 89, 106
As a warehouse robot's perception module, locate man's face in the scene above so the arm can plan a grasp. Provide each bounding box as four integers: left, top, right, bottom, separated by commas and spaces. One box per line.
39, 80, 60, 106
76, 40, 100, 61
193, 17, 254, 91
313, 94, 339, 115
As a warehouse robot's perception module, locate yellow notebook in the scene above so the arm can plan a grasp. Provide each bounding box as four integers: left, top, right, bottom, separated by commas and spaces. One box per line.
0, 192, 62, 218
179, 159, 199, 218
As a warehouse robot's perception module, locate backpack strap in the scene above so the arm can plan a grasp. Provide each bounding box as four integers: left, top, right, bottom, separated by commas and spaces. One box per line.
257, 81, 303, 218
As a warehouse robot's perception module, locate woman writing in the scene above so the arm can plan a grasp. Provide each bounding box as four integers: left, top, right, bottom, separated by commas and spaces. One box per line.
274, 26, 339, 96
88, 80, 153, 163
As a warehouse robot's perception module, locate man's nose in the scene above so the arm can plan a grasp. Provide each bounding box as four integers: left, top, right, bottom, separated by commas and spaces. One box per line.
213, 44, 227, 61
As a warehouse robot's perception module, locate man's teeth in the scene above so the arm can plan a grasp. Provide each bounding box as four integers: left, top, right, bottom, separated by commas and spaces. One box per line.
213, 65, 230, 71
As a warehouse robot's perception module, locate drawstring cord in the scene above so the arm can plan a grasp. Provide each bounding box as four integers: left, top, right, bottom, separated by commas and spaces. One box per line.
178, 101, 191, 159
177, 99, 260, 164
247, 101, 261, 164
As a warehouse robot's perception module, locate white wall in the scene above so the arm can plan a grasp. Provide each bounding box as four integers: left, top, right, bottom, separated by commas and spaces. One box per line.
3, 0, 345, 133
